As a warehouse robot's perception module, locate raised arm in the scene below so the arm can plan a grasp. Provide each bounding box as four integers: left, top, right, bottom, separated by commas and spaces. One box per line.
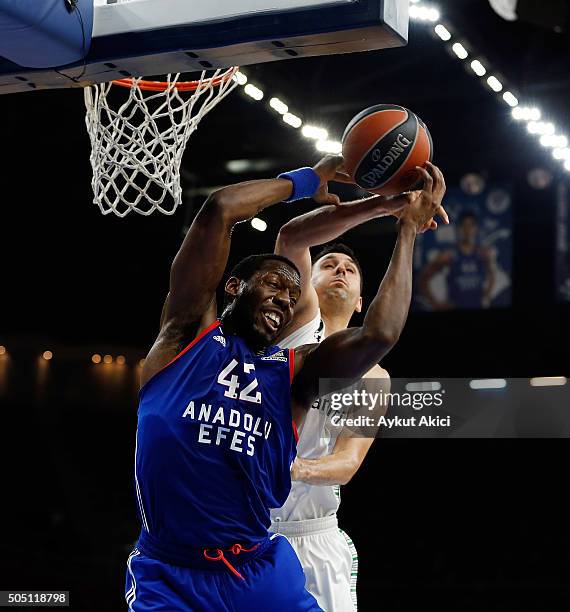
141, 158, 347, 387
166, 180, 297, 325
275, 190, 407, 328
291, 162, 447, 409
141, 178, 301, 387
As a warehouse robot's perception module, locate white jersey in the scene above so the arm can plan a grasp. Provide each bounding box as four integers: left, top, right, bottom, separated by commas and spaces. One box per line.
271, 310, 342, 522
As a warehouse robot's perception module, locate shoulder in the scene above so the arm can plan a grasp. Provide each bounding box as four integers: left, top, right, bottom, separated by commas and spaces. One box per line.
278, 309, 323, 348
140, 319, 216, 389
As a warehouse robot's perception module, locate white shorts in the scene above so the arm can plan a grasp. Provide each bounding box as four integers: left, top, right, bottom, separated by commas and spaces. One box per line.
270, 515, 358, 612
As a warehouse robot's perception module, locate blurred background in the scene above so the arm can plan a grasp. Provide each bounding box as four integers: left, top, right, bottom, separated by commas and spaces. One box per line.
1, 0, 569, 609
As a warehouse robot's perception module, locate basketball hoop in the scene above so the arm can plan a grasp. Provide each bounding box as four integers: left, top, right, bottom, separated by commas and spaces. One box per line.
84, 68, 239, 217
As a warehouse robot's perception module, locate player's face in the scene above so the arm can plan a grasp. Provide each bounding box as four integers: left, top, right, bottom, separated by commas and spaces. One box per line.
459, 217, 478, 243
311, 253, 361, 307
243, 262, 301, 345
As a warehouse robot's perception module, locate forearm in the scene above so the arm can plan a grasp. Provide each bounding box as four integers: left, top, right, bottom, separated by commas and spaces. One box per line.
293, 453, 359, 486
210, 178, 295, 227
277, 195, 391, 250
168, 179, 293, 315
361, 220, 417, 347
291, 222, 417, 394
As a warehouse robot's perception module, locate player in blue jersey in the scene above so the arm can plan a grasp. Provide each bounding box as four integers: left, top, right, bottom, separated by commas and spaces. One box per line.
125, 156, 447, 611
418, 210, 495, 309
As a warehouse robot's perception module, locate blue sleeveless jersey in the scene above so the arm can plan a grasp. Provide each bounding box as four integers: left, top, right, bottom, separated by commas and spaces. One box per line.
134, 321, 297, 558
448, 250, 485, 308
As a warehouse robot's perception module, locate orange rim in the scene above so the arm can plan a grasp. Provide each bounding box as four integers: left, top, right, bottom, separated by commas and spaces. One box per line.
112, 67, 239, 92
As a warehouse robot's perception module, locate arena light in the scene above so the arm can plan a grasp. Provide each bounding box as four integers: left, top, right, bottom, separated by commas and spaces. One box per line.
528, 121, 555, 136
0, 345, 6, 356
409, 4, 439, 21
283, 113, 302, 128
251, 217, 267, 232
541, 134, 567, 148
244, 83, 264, 101
405, 381, 442, 392
502, 91, 518, 107
553, 147, 570, 160
469, 379, 507, 390
530, 376, 567, 387
470, 60, 486, 76
514, 107, 542, 122
428, 8, 440, 21
235, 2, 566, 178
233, 71, 247, 86
529, 108, 541, 121
528, 108, 541, 121
138, 359, 145, 368
269, 97, 288, 115
316, 140, 343, 154
434, 24, 451, 40
408, 2, 566, 172
116, 355, 126, 365
302, 125, 329, 140
452, 43, 468, 60
42, 351, 53, 361
103, 354, 113, 364
487, 76, 503, 92
91, 354, 102, 364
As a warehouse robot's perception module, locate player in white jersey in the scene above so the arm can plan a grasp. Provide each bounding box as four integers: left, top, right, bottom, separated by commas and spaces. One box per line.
271, 192, 442, 610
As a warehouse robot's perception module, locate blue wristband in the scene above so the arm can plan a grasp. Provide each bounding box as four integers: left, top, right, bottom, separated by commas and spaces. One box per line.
278, 167, 321, 202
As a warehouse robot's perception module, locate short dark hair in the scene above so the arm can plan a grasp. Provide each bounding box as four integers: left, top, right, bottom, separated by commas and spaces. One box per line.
229, 253, 300, 283
311, 243, 364, 292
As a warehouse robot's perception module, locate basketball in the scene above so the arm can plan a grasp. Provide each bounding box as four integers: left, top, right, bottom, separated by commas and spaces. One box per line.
342, 104, 433, 196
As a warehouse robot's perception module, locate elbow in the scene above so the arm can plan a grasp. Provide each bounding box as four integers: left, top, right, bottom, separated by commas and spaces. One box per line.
338, 473, 354, 486
360, 327, 401, 356
338, 461, 361, 485
203, 189, 239, 227
275, 222, 298, 252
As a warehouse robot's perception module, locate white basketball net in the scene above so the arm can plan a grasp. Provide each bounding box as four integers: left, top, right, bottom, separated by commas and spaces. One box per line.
84, 69, 238, 217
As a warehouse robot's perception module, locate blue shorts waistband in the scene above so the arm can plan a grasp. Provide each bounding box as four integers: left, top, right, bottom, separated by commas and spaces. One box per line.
136, 530, 271, 570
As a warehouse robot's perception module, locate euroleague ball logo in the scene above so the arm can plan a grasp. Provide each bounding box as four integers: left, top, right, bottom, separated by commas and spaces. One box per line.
362, 133, 413, 188
342, 104, 432, 196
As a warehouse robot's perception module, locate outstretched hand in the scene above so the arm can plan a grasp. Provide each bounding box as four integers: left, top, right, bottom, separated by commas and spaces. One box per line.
312, 155, 354, 205
396, 162, 448, 233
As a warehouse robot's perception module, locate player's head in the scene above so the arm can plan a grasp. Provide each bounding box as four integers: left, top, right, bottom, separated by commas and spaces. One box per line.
223, 254, 301, 347
457, 211, 479, 244
311, 243, 363, 317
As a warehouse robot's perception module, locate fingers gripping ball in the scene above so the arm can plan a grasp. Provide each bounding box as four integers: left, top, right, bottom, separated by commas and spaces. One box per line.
342, 104, 433, 196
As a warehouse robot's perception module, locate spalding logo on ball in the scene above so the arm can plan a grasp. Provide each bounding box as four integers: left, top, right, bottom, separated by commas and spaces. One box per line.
342, 104, 433, 196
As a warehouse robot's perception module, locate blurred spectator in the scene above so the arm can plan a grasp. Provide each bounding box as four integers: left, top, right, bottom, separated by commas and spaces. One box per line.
418, 211, 496, 310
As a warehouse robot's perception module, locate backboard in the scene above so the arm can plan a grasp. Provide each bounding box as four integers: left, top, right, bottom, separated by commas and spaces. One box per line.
0, 0, 409, 95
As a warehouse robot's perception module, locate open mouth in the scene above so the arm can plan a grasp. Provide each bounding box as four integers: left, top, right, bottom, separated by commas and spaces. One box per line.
262, 310, 283, 334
